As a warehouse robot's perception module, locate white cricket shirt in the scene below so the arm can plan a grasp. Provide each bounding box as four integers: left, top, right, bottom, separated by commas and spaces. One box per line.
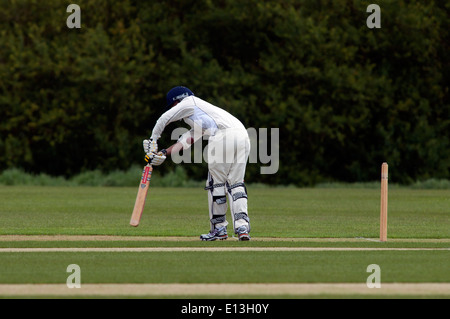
151, 96, 247, 149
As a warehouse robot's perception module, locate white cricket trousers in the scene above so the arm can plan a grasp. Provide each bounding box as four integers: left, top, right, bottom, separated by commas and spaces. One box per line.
205, 128, 250, 232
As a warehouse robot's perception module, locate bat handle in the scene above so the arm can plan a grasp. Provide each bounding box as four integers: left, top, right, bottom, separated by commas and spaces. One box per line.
144, 154, 153, 165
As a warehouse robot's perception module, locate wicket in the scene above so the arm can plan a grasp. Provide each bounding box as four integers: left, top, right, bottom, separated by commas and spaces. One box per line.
379, 162, 388, 242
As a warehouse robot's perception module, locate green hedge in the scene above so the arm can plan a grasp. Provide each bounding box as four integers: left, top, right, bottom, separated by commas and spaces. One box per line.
1, 0, 449, 185
1, 167, 450, 189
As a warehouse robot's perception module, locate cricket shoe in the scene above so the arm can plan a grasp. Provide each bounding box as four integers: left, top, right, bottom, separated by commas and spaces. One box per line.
200, 226, 228, 241
235, 225, 251, 241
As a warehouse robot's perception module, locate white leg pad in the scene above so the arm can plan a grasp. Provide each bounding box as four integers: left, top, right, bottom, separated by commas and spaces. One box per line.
206, 174, 228, 231
226, 183, 250, 231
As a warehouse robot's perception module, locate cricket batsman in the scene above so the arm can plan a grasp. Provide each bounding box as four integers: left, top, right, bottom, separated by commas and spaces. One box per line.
143, 86, 251, 241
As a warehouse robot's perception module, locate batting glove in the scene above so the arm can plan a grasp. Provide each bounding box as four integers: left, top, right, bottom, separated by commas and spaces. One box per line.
143, 138, 158, 155
144, 152, 166, 166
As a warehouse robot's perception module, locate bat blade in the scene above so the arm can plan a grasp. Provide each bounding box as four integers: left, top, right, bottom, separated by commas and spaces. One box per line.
130, 164, 152, 227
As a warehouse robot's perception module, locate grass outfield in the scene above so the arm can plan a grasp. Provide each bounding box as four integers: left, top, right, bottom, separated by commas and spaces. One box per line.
0, 186, 448, 299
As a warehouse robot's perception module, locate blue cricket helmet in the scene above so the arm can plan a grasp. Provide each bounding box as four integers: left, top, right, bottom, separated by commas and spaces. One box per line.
166, 86, 194, 108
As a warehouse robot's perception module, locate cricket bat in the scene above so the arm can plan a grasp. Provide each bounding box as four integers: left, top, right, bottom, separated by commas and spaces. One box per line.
130, 164, 153, 227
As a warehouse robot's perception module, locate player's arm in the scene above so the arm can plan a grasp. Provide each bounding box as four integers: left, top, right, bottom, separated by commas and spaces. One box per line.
150, 103, 195, 141
164, 142, 184, 156
143, 102, 194, 155
144, 128, 195, 166
146, 139, 189, 166
162, 135, 194, 156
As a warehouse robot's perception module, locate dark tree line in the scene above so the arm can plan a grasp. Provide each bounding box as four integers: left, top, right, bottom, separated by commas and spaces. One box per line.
0, 0, 448, 185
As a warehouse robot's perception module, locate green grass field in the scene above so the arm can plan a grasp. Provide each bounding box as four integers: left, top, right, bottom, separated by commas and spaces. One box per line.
0, 185, 448, 299
0, 186, 448, 238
